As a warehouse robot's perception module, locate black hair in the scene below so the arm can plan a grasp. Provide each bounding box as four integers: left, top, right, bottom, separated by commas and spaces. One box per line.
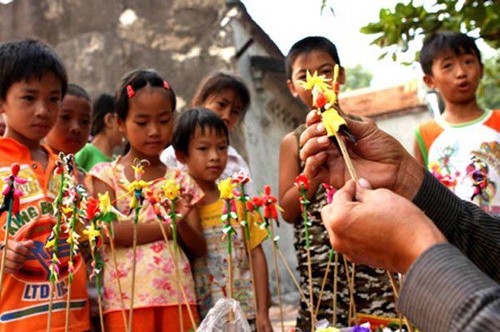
171, 107, 229, 156
419, 31, 482, 76
285, 36, 341, 80
91, 93, 115, 136
66, 83, 91, 102
192, 71, 251, 119
0, 39, 68, 100
114, 69, 176, 121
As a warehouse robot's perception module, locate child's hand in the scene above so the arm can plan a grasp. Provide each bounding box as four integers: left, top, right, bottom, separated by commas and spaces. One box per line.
176, 194, 194, 220
257, 313, 273, 332
0, 239, 34, 274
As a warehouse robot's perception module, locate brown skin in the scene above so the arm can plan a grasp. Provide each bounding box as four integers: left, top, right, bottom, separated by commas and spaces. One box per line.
323, 180, 447, 273
299, 109, 448, 272
300, 112, 425, 201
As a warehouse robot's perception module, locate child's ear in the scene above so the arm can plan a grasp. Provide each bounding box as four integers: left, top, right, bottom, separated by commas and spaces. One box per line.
338, 66, 346, 85
117, 117, 126, 134
104, 113, 115, 128
287, 79, 299, 98
423, 74, 436, 90
175, 150, 187, 164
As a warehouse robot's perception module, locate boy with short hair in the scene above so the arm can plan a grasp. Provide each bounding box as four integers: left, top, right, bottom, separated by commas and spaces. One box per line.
414, 31, 500, 214
0, 39, 90, 331
279, 36, 397, 329
172, 107, 272, 332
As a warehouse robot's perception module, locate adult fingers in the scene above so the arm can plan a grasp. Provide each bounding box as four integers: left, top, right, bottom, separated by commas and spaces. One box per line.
302, 151, 327, 180
305, 109, 322, 127
332, 180, 357, 204
299, 121, 327, 152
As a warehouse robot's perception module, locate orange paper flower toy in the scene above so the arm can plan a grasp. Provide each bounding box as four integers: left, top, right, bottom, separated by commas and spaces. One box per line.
231, 171, 251, 240
0, 163, 28, 300
295, 174, 311, 248
82, 195, 106, 332
257, 184, 286, 331
294, 173, 316, 329
299, 66, 356, 147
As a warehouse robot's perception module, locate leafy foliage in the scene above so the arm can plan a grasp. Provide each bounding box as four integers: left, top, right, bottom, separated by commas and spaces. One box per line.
342, 64, 373, 92
359, 0, 500, 60
321, 0, 500, 105
478, 56, 500, 109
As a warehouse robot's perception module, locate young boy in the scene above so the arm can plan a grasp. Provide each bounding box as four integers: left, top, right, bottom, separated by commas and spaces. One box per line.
0, 39, 90, 331
161, 72, 251, 180
414, 31, 500, 214
45, 83, 92, 155
171, 108, 272, 332
279, 36, 397, 329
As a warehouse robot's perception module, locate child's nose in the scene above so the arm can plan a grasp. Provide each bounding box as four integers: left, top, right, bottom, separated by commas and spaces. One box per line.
209, 149, 220, 161
70, 121, 81, 134
456, 63, 467, 77
34, 101, 49, 117
149, 123, 160, 136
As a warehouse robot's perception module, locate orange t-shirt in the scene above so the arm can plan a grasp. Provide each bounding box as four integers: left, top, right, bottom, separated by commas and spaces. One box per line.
0, 138, 90, 332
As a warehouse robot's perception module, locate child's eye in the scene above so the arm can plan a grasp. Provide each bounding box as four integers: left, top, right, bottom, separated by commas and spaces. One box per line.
50, 96, 61, 103
197, 146, 208, 151
134, 122, 146, 126
321, 69, 333, 76
230, 109, 240, 116
60, 115, 71, 121
296, 74, 306, 81
159, 119, 170, 125
219, 145, 228, 151
22, 95, 35, 101
442, 63, 452, 70
82, 119, 91, 125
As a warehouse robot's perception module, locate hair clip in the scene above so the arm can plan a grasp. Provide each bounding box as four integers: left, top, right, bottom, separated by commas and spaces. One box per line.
126, 85, 135, 98
163, 81, 170, 90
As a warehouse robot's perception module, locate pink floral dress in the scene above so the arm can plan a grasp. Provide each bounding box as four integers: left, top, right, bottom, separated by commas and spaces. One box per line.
87, 159, 203, 314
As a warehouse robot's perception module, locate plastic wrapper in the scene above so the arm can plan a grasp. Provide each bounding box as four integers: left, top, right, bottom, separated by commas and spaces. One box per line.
197, 298, 252, 332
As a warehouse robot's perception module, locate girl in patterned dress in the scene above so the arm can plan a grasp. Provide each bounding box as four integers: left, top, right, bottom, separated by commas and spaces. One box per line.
86, 69, 206, 332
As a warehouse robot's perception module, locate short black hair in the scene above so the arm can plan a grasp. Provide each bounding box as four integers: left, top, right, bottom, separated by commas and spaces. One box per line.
419, 31, 482, 76
91, 93, 115, 136
115, 69, 176, 121
66, 83, 91, 102
192, 71, 251, 119
285, 36, 341, 80
0, 39, 68, 100
171, 107, 229, 156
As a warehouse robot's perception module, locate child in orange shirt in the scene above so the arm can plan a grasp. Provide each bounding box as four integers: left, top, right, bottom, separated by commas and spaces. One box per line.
0, 39, 90, 332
